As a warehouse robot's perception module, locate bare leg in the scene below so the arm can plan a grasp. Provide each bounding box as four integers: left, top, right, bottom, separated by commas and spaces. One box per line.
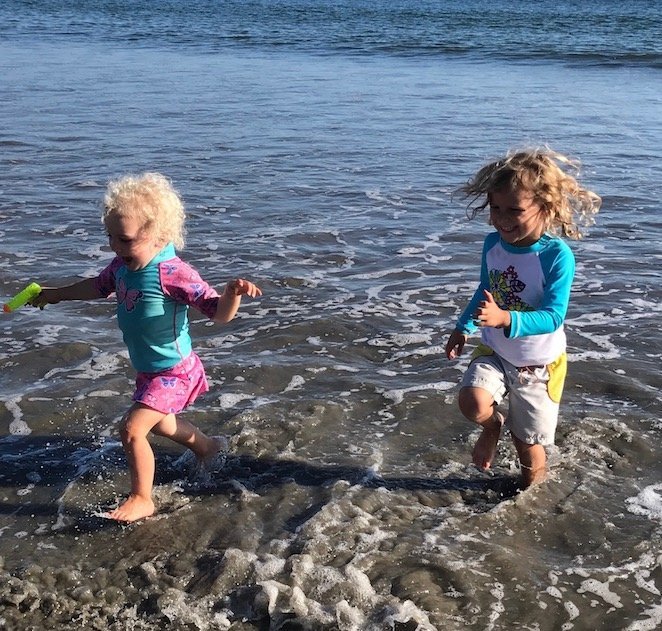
458, 386, 504, 471
107, 404, 165, 522
106, 404, 223, 522
511, 434, 547, 488
471, 410, 504, 471
151, 414, 223, 465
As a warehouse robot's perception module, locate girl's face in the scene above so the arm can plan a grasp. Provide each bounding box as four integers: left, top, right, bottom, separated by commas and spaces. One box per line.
105, 213, 163, 271
488, 186, 545, 247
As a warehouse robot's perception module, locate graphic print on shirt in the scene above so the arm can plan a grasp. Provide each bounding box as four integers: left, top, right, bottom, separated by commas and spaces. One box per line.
489, 265, 532, 312
117, 277, 143, 312
161, 260, 209, 305
162, 262, 178, 277
189, 283, 205, 300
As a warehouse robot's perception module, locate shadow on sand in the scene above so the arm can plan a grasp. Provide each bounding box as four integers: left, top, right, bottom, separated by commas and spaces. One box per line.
0, 434, 520, 531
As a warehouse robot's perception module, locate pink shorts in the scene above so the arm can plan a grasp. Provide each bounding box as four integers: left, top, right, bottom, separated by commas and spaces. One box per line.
133, 352, 209, 414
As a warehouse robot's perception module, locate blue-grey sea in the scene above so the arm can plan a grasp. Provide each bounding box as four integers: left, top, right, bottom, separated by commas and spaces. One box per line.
1, 1, 661, 629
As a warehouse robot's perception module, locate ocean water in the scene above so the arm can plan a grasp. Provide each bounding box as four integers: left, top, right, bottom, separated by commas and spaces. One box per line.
1, 1, 661, 629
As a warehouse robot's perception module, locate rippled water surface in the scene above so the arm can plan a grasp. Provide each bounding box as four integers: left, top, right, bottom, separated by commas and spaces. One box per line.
1, 1, 661, 629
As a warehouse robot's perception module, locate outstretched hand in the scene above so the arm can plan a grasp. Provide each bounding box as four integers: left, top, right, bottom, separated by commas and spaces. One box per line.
445, 329, 467, 360
226, 279, 262, 298
474, 289, 510, 329
214, 278, 262, 324
30, 288, 62, 309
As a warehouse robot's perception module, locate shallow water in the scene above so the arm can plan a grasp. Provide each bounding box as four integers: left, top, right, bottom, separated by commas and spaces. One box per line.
1, 1, 662, 629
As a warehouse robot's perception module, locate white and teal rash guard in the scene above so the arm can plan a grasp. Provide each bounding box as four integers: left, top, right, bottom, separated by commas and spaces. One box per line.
455, 232, 575, 367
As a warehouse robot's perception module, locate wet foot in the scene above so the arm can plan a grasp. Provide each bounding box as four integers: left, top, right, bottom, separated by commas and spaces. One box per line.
472, 411, 504, 471
200, 435, 226, 462
106, 494, 155, 523
189, 435, 228, 479
196, 435, 226, 467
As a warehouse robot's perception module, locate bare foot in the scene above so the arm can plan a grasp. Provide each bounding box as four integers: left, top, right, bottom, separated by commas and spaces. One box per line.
106, 494, 155, 523
189, 435, 227, 480
472, 411, 504, 471
197, 435, 227, 466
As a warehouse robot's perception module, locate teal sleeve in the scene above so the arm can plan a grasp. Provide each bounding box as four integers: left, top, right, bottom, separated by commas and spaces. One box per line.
508, 241, 575, 338
455, 236, 493, 334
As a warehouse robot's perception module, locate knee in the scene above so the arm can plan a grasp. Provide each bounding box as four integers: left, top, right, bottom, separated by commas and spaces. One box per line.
118, 415, 147, 445
458, 388, 493, 423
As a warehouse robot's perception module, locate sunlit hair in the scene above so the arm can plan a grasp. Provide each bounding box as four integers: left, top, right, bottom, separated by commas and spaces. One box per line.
103, 172, 186, 249
459, 148, 601, 239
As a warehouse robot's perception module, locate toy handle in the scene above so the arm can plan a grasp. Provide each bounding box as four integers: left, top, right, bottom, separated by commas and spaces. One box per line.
3, 282, 42, 313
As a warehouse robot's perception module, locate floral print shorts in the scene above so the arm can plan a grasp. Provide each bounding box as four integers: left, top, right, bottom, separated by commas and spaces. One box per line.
133, 352, 209, 414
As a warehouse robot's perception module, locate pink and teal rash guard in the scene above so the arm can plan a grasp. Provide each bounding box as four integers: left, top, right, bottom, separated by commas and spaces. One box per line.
94, 243, 220, 373
455, 232, 575, 367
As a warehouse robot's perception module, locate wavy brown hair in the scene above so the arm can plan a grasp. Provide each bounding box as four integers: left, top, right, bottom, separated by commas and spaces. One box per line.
459, 148, 601, 239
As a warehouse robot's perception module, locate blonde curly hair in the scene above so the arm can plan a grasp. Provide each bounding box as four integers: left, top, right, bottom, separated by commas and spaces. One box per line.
103, 172, 186, 249
460, 148, 601, 239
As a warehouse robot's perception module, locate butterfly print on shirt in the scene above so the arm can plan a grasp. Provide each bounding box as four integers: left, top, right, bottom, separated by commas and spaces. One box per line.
117, 278, 143, 312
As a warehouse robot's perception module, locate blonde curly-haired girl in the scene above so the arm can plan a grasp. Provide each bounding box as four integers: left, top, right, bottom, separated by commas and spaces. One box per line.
34, 172, 262, 522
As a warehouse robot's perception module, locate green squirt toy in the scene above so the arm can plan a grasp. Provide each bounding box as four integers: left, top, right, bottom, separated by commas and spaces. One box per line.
3, 282, 42, 313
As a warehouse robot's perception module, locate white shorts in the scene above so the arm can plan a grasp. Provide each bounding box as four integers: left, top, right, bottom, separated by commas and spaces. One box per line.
460, 350, 567, 446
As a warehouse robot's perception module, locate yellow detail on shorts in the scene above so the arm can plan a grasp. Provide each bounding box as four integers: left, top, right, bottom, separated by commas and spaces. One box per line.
471, 343, 495, 359
546, 352, 567, 403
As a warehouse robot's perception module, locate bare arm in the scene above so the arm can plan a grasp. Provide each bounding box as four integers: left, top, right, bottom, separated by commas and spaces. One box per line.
213, 278, 262, 324
31, 278, 103, 308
